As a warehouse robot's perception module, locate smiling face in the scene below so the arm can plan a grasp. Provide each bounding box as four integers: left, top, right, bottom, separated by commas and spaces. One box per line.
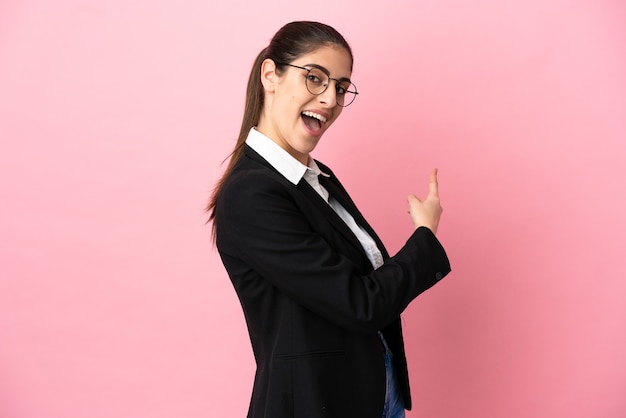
257, 45, 353, 164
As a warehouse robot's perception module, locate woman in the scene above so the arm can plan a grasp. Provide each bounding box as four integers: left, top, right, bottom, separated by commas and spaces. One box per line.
208, 21, 451, 418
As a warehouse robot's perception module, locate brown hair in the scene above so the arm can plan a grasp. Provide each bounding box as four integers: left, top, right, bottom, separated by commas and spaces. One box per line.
207, 21, 353, 241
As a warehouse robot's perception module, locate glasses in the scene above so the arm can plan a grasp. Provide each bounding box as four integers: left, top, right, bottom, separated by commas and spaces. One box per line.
278, 63, 358, 107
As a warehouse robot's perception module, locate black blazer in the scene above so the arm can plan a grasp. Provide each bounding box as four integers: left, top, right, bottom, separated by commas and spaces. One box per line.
215, 145, 451, 418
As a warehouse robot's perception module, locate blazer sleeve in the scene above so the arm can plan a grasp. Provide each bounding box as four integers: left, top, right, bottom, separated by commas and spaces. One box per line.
215, 165, 451, 334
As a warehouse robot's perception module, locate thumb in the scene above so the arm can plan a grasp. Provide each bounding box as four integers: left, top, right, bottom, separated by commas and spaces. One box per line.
407, 194, 422, 204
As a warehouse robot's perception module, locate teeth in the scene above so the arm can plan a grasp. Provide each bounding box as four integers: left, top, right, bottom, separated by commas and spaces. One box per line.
302, 111, 327, 123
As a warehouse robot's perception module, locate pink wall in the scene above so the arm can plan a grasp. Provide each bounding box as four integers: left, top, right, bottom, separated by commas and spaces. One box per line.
1, 1, 625, 417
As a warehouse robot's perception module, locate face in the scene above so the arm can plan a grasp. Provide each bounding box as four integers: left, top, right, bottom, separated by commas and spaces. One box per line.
257, 45, 353, 165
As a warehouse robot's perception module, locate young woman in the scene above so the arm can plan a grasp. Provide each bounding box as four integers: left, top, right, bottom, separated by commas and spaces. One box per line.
208, 21, 451, 418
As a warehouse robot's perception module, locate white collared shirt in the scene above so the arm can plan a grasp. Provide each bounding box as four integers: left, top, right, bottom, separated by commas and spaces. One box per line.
246, 128, 384, 269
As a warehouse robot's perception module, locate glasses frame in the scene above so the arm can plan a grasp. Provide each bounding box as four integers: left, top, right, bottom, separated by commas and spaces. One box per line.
277, 63, 358, 107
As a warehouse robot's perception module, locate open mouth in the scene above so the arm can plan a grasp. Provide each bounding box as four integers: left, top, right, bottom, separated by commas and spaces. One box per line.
301, 110, 327, 133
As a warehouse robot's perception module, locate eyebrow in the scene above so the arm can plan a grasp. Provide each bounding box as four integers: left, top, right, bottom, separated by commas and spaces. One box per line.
303, 63, 352, 83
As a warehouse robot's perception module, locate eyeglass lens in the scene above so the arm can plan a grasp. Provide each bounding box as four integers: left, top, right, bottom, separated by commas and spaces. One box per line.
305, 67, 357, 107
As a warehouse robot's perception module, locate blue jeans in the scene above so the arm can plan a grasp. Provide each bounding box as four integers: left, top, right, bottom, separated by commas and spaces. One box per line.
380, 333, 405, 418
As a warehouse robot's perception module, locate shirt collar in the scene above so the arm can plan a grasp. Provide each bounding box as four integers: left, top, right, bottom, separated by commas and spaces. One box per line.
245, 127, 329, 185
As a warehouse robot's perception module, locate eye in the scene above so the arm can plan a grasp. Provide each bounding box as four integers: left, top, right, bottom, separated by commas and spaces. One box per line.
306, 68, 326, 86
336, 81, 352, 96
307, 73, 323, 84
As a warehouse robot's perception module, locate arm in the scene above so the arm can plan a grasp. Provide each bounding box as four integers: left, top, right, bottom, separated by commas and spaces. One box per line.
216, 169, 450, 334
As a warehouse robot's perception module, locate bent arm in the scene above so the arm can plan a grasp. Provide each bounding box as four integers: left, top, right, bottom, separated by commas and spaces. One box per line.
216, 171, 450, 333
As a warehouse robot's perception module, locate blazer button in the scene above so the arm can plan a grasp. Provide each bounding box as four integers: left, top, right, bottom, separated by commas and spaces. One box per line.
435, 272, 443, 281
321, 406, 327, 415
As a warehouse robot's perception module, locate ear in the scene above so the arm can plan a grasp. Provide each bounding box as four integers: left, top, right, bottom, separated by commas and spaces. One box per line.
260, 58, 278, 92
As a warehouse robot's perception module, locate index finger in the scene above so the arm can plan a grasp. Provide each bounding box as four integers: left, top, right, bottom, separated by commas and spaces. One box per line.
429, 168, 439, 197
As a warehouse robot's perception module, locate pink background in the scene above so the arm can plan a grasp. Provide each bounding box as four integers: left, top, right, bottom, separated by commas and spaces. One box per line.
1, 0, 625, 417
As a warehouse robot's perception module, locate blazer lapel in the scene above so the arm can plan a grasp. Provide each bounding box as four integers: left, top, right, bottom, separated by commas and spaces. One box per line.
317, 174, 390, 260
296, 178, 367, 256
245, 145, 389, 262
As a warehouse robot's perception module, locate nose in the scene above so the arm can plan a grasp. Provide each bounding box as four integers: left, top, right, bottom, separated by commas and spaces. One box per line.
317, 82, 337, 108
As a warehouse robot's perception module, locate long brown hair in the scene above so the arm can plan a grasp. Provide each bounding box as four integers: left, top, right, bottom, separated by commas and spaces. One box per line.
207, 21, 353, 241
